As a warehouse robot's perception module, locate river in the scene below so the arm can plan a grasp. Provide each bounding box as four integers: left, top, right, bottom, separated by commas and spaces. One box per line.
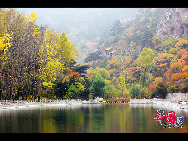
0, 104, 187, 133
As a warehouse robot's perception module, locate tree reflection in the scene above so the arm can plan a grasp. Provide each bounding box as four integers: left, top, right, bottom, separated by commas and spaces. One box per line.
0, 104, 187, 133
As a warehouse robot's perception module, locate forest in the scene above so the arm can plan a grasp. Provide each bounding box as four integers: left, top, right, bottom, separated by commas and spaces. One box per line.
0, 8, 188, 101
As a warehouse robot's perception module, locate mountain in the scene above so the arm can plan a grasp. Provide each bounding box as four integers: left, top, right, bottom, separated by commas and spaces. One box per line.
2, 8, 188, 100
156, 8, 188, 39
86, 8, 188, 63
84, 8, 188, 98
15, 8, 138, 63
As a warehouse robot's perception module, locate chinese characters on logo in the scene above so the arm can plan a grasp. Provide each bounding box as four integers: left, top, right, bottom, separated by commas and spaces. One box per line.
154, 109, 183, 128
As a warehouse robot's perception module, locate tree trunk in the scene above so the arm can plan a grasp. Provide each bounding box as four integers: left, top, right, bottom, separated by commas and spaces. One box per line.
122, 78, 125, 97
38, 95, 40, 102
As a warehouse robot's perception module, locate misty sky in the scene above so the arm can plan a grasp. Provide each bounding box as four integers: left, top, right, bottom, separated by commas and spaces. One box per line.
15, 8, 138, 63
16, 8, 137, 35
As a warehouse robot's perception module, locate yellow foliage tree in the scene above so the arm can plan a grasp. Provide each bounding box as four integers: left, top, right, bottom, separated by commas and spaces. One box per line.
39, 30, 78, 89
175, 39, 188, 48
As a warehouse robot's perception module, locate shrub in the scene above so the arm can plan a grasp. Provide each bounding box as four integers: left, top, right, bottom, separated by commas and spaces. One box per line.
156, 82, 167, 99
130, 85, 141, 98
149, 89, 157, 99
167, 85, 179, 93
140, 87, 147, 98
180, 79, 188, 93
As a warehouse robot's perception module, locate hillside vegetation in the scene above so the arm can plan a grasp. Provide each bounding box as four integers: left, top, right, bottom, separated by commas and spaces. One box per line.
0, 8, 188, 101
84, 8, 188, 99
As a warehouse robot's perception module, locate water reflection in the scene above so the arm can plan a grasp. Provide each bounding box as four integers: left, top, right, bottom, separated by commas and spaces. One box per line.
0, 104, 187, 133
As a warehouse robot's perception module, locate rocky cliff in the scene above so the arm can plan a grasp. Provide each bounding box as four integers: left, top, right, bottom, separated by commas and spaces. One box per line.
156, 8, 188, 39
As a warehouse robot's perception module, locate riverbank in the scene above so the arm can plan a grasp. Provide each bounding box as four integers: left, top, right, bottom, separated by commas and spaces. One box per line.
129, 99, 153, 104
153, 99, 188, 111
130, 98, 188, 111
0, 99, 82, 110
1, 98, 188, 111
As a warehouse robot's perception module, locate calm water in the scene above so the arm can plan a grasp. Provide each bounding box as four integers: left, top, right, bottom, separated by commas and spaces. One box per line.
0, 104, 188, 133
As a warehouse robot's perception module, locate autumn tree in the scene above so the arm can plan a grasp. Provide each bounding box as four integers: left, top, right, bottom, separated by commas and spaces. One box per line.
91, 75, 105, 98
156, 82, 167, 99
0, 9, 43, 101
90, 68, 110, 81
137, 47, 156, 87
130, 85, 141, 98
0, 8, 78, 101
